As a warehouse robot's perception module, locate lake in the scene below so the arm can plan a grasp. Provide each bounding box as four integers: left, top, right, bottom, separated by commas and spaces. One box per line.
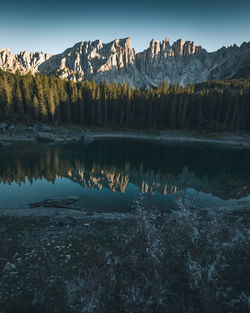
1, 139, 250, 211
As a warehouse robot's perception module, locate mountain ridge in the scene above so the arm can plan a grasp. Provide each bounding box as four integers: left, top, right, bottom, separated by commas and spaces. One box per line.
1, 37, 250, 87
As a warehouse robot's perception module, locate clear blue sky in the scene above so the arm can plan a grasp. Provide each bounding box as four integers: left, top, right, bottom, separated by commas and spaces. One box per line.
0, 0, 249, 54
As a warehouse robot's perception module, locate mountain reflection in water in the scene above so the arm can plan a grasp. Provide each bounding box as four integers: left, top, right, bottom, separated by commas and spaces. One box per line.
0, 139, 250, 209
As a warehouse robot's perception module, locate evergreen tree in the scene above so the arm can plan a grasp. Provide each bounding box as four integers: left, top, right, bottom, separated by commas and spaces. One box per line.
32, 95, 39, 121
0, 69, 249, 132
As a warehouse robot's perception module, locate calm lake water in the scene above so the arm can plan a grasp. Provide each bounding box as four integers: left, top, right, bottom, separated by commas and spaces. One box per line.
1, 139, 250, 211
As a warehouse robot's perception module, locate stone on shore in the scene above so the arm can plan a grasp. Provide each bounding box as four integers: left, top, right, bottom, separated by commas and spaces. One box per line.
0, 122, 8, 130
36, 132, 56, 142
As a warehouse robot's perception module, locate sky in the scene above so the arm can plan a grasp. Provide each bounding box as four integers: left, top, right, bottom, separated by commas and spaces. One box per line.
0, 0, 249, 55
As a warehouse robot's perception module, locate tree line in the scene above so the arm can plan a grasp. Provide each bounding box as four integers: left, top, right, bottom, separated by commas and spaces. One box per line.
0, 69, 250, 131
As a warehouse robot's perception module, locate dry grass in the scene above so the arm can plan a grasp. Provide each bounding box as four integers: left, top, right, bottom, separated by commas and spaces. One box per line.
0, 197, 249, 313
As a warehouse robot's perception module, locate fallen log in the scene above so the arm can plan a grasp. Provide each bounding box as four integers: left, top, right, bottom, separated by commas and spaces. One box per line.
29, 197, 84, 211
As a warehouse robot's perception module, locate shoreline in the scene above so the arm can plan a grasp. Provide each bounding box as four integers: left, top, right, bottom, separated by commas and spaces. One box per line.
91, 131, 250, 148
0, 124, 250, 148
1, 126, 250, 218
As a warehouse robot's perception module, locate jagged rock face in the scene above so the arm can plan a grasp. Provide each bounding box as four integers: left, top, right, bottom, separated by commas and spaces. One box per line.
135, 38, 209, 86
1, 37, 250, 87
136, 39, 250, 86
39, 37, 140, 87
0, 49, 52, 74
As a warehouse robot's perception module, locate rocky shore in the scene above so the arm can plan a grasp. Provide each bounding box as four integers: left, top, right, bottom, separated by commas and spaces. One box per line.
1, 122, 250, 148
0, 196, 249, 313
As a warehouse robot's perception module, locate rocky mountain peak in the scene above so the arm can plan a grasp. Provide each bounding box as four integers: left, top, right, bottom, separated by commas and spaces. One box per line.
113, 37, 132, 49
172, 38, 185, 56
171, 39, 199, 56
0, 37, 250, 87
161, 38, 171, 51
145, 38, 203, 59
0, 48, 52, 74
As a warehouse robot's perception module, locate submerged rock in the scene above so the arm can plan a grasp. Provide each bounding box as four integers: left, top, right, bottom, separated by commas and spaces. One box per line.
29, 196, 81, 210
82, 134, 94, 144
0, 141, 12, 147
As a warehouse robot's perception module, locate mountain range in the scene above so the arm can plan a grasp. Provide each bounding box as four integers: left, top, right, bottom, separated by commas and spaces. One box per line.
1, 37, 250, 88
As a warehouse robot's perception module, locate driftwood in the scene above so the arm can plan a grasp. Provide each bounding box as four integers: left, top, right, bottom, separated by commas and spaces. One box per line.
29, 196, 83, 211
